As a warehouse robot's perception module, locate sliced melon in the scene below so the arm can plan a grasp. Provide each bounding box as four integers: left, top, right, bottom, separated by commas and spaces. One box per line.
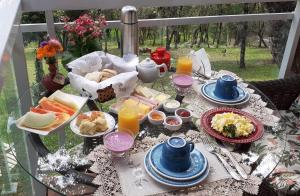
51, 90, 78, 109
21, 111, 56, 129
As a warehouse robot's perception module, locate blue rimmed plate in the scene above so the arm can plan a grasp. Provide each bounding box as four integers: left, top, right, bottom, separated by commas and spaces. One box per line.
201, 82, 249, 104
144, 150, 210, 188
149, 143, 207, 181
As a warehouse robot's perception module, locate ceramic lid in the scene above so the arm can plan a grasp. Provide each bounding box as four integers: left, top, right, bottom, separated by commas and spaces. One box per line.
139, 58, 157, 68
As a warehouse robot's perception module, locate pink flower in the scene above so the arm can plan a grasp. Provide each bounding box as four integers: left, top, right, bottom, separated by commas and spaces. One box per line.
296, 135, 300, 141
92, 31, 100, 38
75, 25, 87, 36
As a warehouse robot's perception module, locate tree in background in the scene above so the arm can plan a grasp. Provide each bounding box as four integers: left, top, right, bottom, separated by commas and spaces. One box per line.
264, 2, 299, 73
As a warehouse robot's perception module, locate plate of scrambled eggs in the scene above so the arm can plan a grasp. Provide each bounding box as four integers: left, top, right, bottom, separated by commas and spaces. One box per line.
201, 108, 264, 144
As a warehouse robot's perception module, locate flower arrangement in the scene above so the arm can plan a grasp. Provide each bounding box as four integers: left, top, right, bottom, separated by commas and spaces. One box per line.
62, 14, 107, 65
36, 39, 65, 92
36, 39, 63, 64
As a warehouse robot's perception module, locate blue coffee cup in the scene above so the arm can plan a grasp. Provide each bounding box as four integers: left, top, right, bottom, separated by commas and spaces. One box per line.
213, 75, 239, 99
160, 137, 194, 172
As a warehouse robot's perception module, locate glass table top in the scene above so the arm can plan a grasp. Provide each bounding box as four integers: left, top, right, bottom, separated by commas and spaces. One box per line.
5, 73, 286, 195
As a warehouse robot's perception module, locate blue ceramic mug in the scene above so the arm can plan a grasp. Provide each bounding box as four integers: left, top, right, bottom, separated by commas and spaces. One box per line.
213, 75, 239, 99
160, 137, 194, 172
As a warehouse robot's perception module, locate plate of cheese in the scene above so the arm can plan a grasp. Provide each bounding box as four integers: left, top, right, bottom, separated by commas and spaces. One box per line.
110, 96, 158, 123
134, 85, 171, 107
70, 111, 116, 137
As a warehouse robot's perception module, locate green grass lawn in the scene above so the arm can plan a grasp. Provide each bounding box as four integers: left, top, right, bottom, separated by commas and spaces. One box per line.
25, 43, 279, 84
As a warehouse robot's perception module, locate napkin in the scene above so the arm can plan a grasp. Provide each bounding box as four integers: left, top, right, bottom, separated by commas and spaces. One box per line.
106, 53, 139, 73
114, 143, 231, 196
190, 48, 212, 78
67, 51, 105, 76
67, 51, 139, 75
67, 51, 139, 99
68, 71, 138, 100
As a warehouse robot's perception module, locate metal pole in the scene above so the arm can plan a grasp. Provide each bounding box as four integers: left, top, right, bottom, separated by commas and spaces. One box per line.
12, 28, 46, 196
279, 0, 300, 78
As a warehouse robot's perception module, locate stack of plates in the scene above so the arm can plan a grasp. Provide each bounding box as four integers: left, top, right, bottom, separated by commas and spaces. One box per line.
200, 82, 250, 106
144, 143, 209, 188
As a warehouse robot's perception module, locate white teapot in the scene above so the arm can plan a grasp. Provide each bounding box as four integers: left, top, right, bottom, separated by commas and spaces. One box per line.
137, 58, 167, 83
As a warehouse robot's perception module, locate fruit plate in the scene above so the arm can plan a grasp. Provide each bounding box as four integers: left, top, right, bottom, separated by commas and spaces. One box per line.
16, 90, 88, 136
201, 108, 264, 144
70, 111, 115, 137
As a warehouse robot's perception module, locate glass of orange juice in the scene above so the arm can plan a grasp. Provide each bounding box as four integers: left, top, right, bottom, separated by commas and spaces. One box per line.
176, 56, 193, 75
118, 102, 140, 137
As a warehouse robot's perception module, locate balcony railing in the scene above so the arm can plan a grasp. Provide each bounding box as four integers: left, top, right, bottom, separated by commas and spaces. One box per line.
16, 0, 300, 79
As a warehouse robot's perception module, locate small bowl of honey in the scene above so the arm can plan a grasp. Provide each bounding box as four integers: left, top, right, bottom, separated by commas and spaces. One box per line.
148, 110, 166, 125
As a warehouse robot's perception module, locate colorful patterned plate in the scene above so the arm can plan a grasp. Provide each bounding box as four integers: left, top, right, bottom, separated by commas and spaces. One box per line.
149, 143, 208, 181
201, 108, 264, 144
144, 150, 210, 188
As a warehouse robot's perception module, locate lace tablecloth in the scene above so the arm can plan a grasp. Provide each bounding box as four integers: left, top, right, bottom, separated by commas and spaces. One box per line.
86, 71, 282, 196
88, 130, 263, 196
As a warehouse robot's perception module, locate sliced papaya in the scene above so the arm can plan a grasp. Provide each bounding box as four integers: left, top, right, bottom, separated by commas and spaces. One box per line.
39, 97, 75, 115
49, 100, 75, 115
41, 113, 70, 131
30, 107, 53, 114
30, 107, 65, 118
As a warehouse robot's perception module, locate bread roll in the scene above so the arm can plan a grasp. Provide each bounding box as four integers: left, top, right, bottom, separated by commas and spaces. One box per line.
79, 120, 96, 135
101, 72, 114, 78
102, 69, 117, 76
85, 72, 103, 82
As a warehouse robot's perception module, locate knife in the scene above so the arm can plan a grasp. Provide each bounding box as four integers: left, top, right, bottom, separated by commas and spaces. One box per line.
220, 147, 248, 179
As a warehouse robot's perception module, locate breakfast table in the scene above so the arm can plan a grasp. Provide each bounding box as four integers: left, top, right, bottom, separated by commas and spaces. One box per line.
8, 69, 286, 196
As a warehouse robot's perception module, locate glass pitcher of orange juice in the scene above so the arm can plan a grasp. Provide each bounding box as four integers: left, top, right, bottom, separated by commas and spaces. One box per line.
118, 102, 140, 137
176, 56, 192, 75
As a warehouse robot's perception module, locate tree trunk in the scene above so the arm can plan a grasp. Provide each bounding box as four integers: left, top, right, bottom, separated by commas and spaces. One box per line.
191, 28, 199, 48
258, 22, 267, 48
234, 29, 240, 46
239, 4, 249, 69
205, 25, 210, 48
174, 31, 178, 49
212, 24, 218, 45
166, 27, 174, 50
152, 30, 156, 46
115, 29, 120, 49
216, 23, 223, 48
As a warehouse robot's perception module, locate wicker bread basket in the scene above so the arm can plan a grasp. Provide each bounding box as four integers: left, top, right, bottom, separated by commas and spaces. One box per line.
97, 85, 116, 103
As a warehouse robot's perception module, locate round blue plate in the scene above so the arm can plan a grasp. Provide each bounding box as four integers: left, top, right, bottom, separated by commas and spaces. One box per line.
149, 143, 207, 181
144, 150, 210, 188
201, 82, 248, 103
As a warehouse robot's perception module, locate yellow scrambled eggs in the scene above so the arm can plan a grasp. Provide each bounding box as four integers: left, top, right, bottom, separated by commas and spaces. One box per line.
211, 112, 254, 137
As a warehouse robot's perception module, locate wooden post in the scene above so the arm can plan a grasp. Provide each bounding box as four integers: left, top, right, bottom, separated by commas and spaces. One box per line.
279, 1, 300, 78
45, 10, 56, 38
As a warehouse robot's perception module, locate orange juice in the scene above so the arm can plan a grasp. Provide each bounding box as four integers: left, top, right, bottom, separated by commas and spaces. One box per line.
118, 105, 140, 136
176, 56, 192, 75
